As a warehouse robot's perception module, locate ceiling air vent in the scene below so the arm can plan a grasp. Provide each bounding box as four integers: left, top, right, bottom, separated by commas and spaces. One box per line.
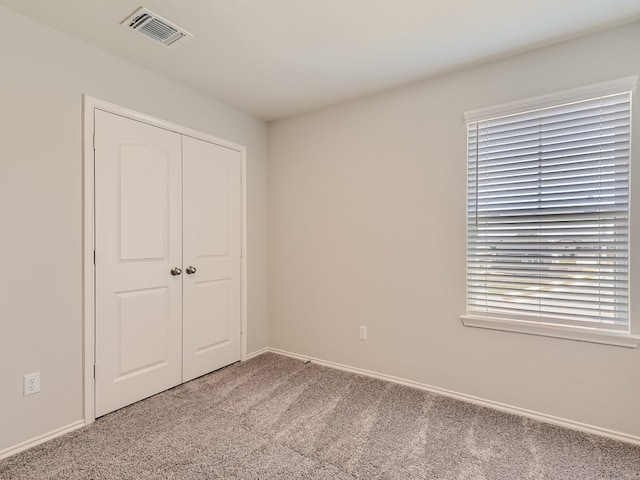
121, 7, 193, 48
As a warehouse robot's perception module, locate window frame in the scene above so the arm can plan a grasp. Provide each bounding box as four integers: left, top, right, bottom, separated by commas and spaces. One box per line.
461, 76, 640, 348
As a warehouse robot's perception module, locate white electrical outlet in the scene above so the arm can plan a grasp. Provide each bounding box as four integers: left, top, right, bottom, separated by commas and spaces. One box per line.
23, 372, 40, 396
359, 326, 368, 340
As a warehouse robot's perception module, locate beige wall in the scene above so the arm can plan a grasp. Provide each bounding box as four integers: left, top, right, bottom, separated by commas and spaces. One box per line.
268, 22, 640, 439
0, 6, 268, 453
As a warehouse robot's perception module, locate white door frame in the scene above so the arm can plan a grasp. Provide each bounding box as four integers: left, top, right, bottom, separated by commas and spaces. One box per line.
82, 95, 248, 424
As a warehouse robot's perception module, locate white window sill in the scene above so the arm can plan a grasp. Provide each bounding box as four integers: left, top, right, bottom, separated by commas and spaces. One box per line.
460, 315, 640, 348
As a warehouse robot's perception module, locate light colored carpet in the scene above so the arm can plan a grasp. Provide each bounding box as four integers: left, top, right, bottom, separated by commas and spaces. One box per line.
1, 352, 639, 479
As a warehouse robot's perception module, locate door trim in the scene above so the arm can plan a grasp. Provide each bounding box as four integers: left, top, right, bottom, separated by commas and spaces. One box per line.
82, 95, 248, 424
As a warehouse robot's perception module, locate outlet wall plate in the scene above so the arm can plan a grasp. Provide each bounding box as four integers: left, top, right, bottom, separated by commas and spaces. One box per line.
359, 326, 368, 340
24, 372, 40, 396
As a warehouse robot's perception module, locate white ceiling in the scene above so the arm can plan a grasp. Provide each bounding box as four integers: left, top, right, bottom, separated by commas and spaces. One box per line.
2, 0, 640, 120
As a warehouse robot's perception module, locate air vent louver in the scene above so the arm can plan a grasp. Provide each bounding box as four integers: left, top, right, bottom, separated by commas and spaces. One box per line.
122, 7, 192, 48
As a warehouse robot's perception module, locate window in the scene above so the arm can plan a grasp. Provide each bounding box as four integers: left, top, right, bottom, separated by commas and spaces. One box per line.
462, 77, 639, 347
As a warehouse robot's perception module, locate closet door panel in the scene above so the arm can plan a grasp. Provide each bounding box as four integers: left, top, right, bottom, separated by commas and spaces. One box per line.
94, 110, 183, 417
182, 136, 241, 381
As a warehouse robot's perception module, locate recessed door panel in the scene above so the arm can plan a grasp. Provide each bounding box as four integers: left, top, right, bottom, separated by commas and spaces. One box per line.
116, 287, 169, 378
95, 110, 182, 417
183, 136, 241, 381
194, 280, 231, 353
119, 144, 169, 261
196, 160, 230, 257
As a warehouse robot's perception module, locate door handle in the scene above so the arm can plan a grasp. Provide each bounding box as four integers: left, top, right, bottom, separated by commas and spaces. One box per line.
186, 266, 197, 275
170, 267, 182, 276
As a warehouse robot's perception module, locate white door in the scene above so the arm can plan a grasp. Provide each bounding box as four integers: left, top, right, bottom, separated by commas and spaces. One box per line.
182, 136, 242, 381
94, 110, 183, 417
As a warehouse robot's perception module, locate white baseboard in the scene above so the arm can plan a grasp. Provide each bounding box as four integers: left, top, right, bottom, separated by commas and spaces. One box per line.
244, 346, 269, 361
0, 420, 85, 460
267, 347, 640, 446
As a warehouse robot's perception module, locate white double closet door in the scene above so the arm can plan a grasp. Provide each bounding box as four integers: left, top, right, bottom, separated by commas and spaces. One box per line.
94, 110, 241, 417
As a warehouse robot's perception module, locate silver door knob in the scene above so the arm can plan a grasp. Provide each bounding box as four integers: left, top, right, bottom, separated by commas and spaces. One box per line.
186, 266, 197, 275
170, 267, 182, 276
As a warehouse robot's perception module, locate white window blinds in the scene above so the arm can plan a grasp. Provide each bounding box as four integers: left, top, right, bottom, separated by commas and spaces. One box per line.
466, 85, 632, 332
